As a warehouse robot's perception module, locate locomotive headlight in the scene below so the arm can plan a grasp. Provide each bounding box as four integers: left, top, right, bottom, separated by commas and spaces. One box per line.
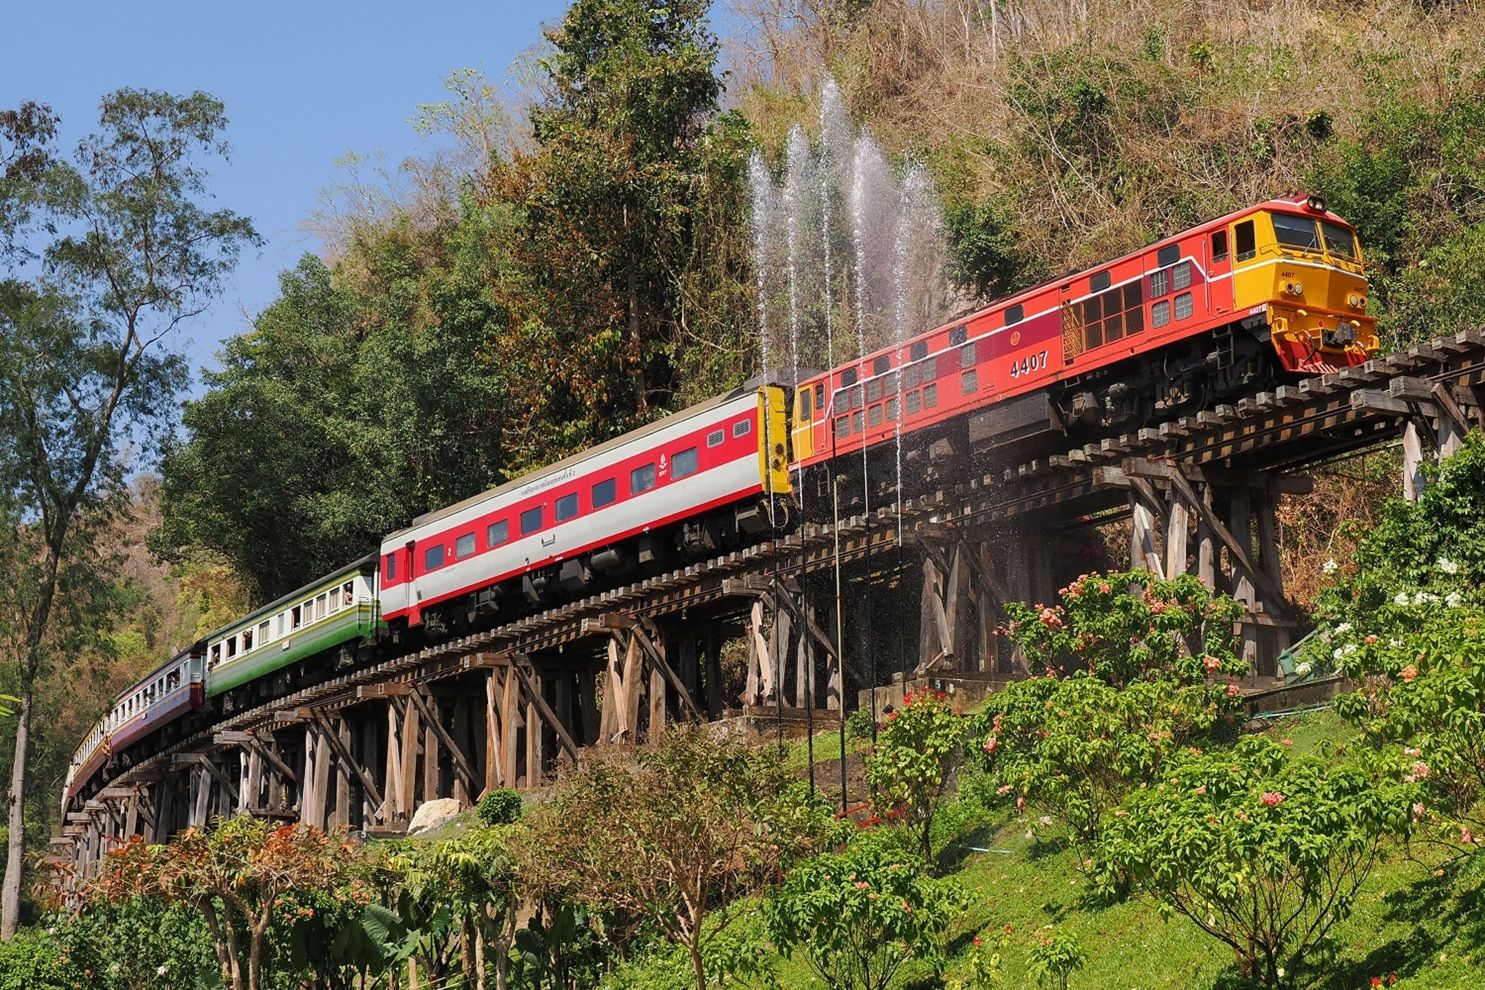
1284, 281, 1304, 296
1305, 194, 1327, 213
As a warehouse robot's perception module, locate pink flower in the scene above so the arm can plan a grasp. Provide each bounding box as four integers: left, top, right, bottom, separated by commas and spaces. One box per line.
1226, 683, 1241, 698
1203, 655, 1222, 674
1365, 634, 1378, 645
1038, 607, 1063, 630
1406, 761, 1430, 782
1412, 802, 1427, 821
983, 735, 999, 754
1193, 785, 1208, 795
1461, 827, 1475, 845
997, 784, 1014, 796
855, 881, 870, 890
1400, 665, 1418, 682
1098, 582, 1111, 594
1260, 791, 1285, 808
1016, 796, 1026, 812
1405, 747, 1421, 757
1280, 738, 1294, 747
972, 937, 983, 947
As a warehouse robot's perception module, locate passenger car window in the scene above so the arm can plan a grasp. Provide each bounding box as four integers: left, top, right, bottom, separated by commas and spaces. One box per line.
455, 532, 476, 558
672, 447, 699, 480
423, 545, 445, 570
555, 493, 579, 522
487, 520, 508, 546
520, 506, 543, 534
592, 478, 616, 508
732, 419, 752, 438
631, 462, 656, 494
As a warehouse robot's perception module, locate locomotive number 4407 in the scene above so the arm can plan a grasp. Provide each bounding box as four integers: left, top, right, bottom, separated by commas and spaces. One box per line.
1008, 350, 1049, 378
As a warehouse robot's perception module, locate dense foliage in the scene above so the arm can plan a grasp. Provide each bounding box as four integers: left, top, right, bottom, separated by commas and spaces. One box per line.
865, 690, 967, 865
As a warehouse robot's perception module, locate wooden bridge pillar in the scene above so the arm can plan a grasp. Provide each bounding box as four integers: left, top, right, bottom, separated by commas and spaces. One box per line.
725, 579, 840, 713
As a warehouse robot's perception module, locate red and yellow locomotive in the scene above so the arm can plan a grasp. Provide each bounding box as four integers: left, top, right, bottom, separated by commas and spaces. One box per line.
789, 194, 1377, 495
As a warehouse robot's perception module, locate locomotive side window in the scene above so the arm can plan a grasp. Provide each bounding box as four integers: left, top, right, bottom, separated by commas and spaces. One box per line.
835, 415, 850, 437
592, 478, 616, 508
1151, 301, 1170, 328
1090, 270, 1111, 291
488, 520, 509, 546
868, 404, 883, 427
1172, 261, 1192, 291
1211, 230, 1228, 261
733, 419, 751, 438
1156, 244, 1180, 267
1005, 304, 1024, 325
924, 384, 938, 409
910, 340, 929, 361
962, 369, 978, 394
456, 532, 477, 558
866, 378, 881, 402
906, 392, 922, 415
385, 553, 396, 580
922, 356, 937, 380
949, 324, 968, 346
520, 506, 543, 535
1235, 220, 1256, 260
840, 367, 858, 387
673, 447, 699, 480
424, 544, 446, 570
1175, 292, 1194, 320
885, 397, 899, 420
556, 493, 579, 522
1149, 269, 1169, 296
852, 411, 864, 433
631, 463, 656, 494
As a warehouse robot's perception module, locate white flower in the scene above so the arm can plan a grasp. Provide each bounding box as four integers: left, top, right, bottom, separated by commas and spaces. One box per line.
1334, 622, 1352, 636
1447, 592, 1463, 608
1413, 591, 1437, 606
1438, 558, 1460, 575
1322, 559, 1339, 576
1295, 661, 1314, 677
157, 965, 168, 976
1395, 591, 1411, 607
1332, 644, 1358, 661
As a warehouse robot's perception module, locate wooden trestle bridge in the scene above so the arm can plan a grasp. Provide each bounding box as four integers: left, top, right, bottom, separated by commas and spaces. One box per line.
54, 328, 1485, 875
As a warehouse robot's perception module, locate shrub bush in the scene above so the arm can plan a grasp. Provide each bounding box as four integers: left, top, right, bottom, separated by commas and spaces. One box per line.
477, 787, 523, 826
865, 690, 968, 865
0, 928, 71, 990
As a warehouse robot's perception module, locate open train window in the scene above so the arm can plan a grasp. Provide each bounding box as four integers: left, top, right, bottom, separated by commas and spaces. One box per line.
631, 463, 656, 494
673, 447, 699, 480
456, 532, 477, 558
291, 605, 302, 629
488, 520, 508, 546
226, 637, 238, 659
732, 419, 751, 438
342, 582, 354, 605
1005, 304, 1024, 325
243, 628, 254, 650
592, 478, 616, 508
1235, 220, 1256, 260
424, 544, 446, 570
520, 506, 543, 534
556, 493, 579, 522
1211, 230, 1228, 262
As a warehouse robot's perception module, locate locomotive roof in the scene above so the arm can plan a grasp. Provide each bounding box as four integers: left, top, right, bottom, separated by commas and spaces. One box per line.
386, 382, 759, 540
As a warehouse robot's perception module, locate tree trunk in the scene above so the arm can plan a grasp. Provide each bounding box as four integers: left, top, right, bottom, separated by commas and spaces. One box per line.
0, 684, 32, 939
628, 259, 646, 414
687, 939, 706, 990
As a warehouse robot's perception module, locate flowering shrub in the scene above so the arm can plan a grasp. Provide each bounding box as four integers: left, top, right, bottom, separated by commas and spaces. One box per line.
1096, 737, 1416, 989
866, 690, 970, 866
764, 830, 964, 990
978, 672, 1237, 849
1027, 926, 1084, 990
1001, 570, 1245, 687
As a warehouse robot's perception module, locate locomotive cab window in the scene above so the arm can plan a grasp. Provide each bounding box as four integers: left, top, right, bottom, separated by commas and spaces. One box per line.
1005, 304, 1024, 325
520, 506, 543, 535
556, 493, 579, 522
1235, 220, 1256, 260
1211, 230, 1228, 262
488, 520, 509, 546
631, 463, 656, 494
1321, 221, 1357, 258
424, 544, 446, 570
1271, 213, 1321, 250
592, 478, 616, 508
673, 447, 699, 480
873, 355, 891, 374
455, 532, 477, 558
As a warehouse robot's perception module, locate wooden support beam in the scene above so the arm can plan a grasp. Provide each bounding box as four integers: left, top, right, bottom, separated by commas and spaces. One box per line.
309, 711, 385, 813
357, 682, 412, 699
407, 689, 478, 799
1167, 468, 1291, 613
1431, 381, 1473, 435
509, 663, 582, 763
630, 621, 705, 722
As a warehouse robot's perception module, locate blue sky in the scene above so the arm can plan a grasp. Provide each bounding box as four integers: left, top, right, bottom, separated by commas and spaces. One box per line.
1, 0, 590, 381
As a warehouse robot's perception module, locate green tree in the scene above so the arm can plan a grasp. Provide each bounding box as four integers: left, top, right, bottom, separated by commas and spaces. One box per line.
521, 726, 832, 990
1097, 737, 1413, 989
508, 0, 751, 450
0, 90, 256, 937
765, 829, 963, 990
865, 689, 967, 866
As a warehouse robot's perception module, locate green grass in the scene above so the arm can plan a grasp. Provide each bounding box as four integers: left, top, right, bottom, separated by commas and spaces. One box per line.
616, 708, 1485, 990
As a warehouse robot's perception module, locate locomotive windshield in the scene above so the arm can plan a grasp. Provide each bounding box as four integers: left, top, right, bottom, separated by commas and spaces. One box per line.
1269, 212, 1359, 260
